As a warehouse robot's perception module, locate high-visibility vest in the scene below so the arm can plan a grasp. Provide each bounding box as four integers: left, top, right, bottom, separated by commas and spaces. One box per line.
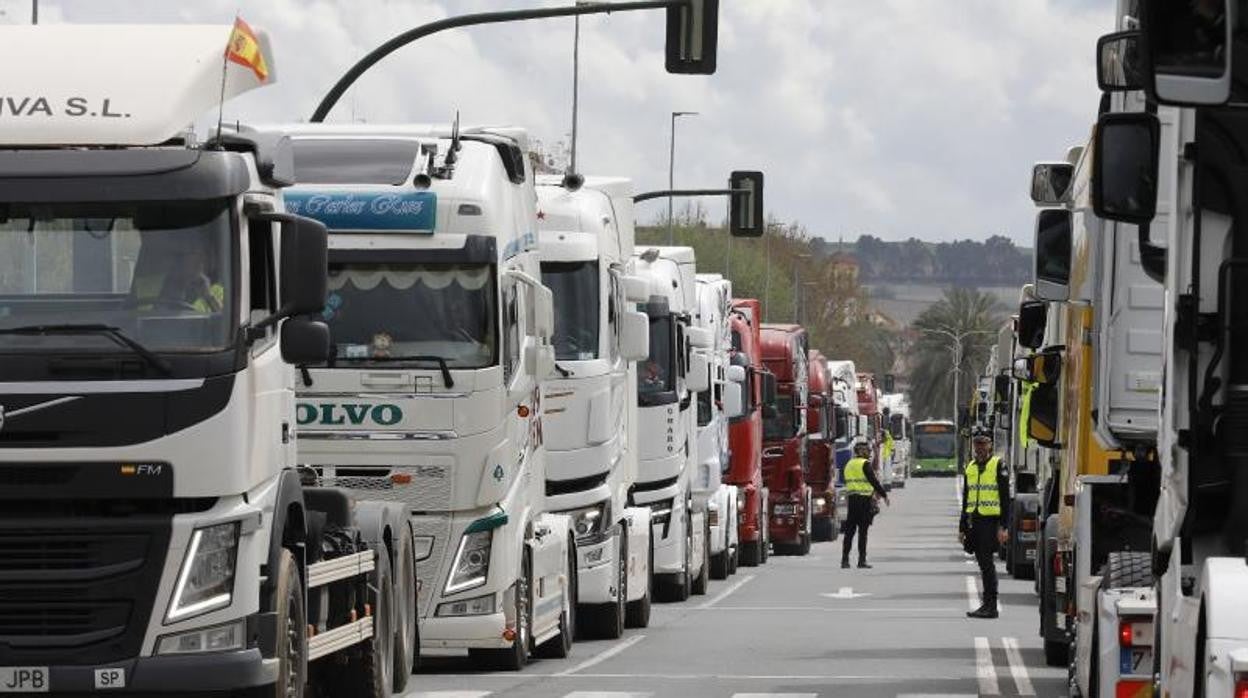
1018, 381, 1035, 449
844, 457, 873, 497
882, 431, 895, 463
964, 456, 1002, 516
191, 284, 225, 313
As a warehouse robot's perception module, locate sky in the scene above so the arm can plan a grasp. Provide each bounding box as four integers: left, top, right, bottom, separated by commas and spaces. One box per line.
6, 0, 1114, 245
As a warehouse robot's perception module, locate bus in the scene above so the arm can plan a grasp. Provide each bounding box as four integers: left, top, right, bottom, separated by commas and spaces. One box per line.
911, 420, 959, 477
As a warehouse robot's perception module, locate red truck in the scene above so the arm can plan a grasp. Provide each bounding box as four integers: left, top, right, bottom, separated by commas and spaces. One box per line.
727, 299, 772, 566
807, 350, 839, 542
856, 372, 886, 488
761, 324, 812, 556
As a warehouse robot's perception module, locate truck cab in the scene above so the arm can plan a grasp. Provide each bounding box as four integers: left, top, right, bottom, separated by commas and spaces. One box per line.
761, 324, 812, 556
632, 246, 711, 600
807, 351, 840, 540
727, 298, 771, 566
826, 360, 860, 528
857, 373, 886, 489
535, 174, 654, 637
279, 124, 576, 670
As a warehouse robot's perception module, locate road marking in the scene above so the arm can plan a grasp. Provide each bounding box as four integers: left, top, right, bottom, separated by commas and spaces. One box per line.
820, 586, 872, 600
731, 694, 816, 698
1002, 636, 1035, 695
965, 575, 980, 611
974, 636, 1000, 696
404, 693, 492, 698
698, 573, 755, 609
563, 693, 653, 698
696, 605, 962, 614
553, 634, 646, 676
896, 695, 977, 698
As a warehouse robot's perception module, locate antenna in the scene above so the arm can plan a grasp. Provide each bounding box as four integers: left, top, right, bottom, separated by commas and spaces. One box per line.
445, 110, 462, 167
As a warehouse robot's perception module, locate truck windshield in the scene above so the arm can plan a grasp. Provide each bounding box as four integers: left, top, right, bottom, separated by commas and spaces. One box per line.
323, 262, 496, 368
541, 261, 599, 361
0, 200, 234, 355
915, 431, 956, 458
764, 394, 796, 440
638, 314, 674, 404
891, 413, 906, 439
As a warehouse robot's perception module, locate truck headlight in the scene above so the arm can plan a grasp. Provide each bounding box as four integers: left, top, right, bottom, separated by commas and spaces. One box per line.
167, 522, 239, 623
156, 619, 245, 655
446, 529, 493, 595
814, 497, 827, 510
736, 488, 746, 514
566, 502, 609, 541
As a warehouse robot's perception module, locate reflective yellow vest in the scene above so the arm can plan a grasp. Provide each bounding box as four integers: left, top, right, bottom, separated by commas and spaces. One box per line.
1018, 381, 1035, 449
964, 456, 1002, 516
882, 431, 894, 463
844, 457, 873, 497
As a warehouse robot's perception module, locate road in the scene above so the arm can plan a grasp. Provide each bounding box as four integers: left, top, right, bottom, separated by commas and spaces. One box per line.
403, 478, 1066, 698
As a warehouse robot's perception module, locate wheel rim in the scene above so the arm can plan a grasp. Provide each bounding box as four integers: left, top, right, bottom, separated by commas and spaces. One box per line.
399, 547, 415, 668
617, 539, 627, 618
284, 590, 301, 698
517, 568, 530, 652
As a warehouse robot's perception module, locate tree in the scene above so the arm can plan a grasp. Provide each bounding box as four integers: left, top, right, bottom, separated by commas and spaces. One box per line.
905, 287, 1005, 422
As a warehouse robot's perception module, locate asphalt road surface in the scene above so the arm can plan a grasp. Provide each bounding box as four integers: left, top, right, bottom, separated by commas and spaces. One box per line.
404, 478, 1066, 697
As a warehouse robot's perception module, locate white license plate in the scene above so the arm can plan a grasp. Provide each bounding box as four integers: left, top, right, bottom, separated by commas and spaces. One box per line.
1025, 548, 1037, 559
1055, 577, 1067, 594
0, 667, 48, 693
773, 504, 797, 515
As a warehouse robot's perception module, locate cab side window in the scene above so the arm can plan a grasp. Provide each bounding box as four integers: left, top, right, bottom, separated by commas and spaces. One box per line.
502, 283, 521, 384
247, 217, 278, 343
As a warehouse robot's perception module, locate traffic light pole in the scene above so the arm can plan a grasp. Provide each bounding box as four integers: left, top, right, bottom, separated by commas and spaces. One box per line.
310, 0, 688, 123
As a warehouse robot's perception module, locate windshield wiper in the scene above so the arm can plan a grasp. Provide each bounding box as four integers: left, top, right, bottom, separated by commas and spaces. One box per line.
0, 324, 173, 376
335, 354, 455, 388
554, 363, 573, 378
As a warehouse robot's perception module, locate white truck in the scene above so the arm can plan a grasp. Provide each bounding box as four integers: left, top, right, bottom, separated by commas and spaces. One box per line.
279, 124, 577, 670
880, 392, 911, 489
694, 273, 744, 579
631, 246, 712, 601
535, 174, 655, 637
1091, 2, 1248, 693
0, 25, 416, 697
826, 360, 860, 531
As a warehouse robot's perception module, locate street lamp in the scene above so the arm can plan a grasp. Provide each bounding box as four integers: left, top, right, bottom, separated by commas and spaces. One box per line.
920, 326, 997, 424
792, 253, 811, 323
668, 110, 698, 244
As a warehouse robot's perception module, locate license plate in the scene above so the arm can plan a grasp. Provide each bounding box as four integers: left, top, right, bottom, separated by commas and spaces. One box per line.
1121, 647, 1153, 676
1055, 577, 1067, 594
0, 667, 48, 693
773, 504, 797, 515
1025, 548, 1037, 559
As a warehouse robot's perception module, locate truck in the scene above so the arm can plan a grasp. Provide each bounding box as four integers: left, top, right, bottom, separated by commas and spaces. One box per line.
826, 360, 861, 531
282, 123, 577, 670
857, 373, 887, 490
632, 246, 712, 600
1023, 22, 1168, 690
534, 174, 655, 637
807, 351, 840, 541
761, 324, 812, 556
727, 298, 773, 566
990, 316, 1041, 581
694, 274, 746, 579
881, 392, 911, 489
1086, 3, 1248, 693
0, 24, 418, 697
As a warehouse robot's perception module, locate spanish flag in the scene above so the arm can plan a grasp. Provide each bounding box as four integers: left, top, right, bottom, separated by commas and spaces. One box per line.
225, 17, 270, 83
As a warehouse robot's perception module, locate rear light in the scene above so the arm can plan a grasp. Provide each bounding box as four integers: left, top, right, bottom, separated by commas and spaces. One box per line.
1054, 552, 1065, 577
1235, 676, 1248, 698
1021, 518, 1038, 532
1119, 621, 1134, 647
1114, 679, 1151, 698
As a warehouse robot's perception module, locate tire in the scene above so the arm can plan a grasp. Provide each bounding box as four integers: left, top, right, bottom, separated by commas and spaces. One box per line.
534, 545, 575, 659
469, 551, 531, 671
269, 549, 307, 698
799, 532, 812, 556
1104, 551, 1152, 589
657, 509, 694, 602
728, 539, 739, 575
581, 532, 626, 639
1044, 638, 1070, 668
739, 539, 762, 567
710, 550, 730, 580
391, 526, 417, 692
625, 537, 652, 628
325, 548, 393, 698
760, 505, 770, 565
691, 519, 710, 596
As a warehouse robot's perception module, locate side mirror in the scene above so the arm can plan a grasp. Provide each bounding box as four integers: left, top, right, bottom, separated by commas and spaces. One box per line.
687, 326, 712, 349
761, 371, 778, 416
1030, 162, 1074, 206
994, 374, 1012, 414
1033, 208, 1072, 302
267, 213, 328, 317
525, 342, 555, 380
281, 317, 331, 364
1092, 111, 1161, 225
687, 351, 711, 393
1027, 382, 1060, 448
1017, 300, 1048, 350
723, 382, 746, 419
883, 373, 896, 393
1013, 349, 1063, 385
620, 310, 650, 362
665, 0, 719, 75
728, 170, 765, 237
1142, 0, 1234, 106
1098, 30, 1146, 92
726, 364, 746, 384
622, 275, 650, 303
505, 269, 556, 339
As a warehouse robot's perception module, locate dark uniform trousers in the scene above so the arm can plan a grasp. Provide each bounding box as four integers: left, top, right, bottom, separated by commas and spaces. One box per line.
841, 495, 875, 563
970, 514, 1000, 602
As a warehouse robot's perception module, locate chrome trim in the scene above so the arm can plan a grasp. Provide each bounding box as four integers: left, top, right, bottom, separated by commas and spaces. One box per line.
0, 379, 205, 394
298, 391, 472, 400
296, 430, 459, 441
2, 396, 81, 418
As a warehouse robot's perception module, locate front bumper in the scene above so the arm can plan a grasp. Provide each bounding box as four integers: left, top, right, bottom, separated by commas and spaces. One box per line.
421, 612, 512, 650
28, 648, 277, 694
574, 531, 619, 605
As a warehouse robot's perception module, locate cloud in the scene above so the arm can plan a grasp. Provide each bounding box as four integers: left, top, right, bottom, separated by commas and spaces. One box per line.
42, 0, 1114, 244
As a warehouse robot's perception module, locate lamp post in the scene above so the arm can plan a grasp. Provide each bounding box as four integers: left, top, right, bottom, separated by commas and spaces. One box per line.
792, 253, 811, 323
920, 326, 997, 423
668, 110, 698, 244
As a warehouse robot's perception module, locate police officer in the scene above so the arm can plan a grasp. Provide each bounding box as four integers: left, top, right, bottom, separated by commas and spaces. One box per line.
841, 437, 889, 569
961, 428, 1010, 619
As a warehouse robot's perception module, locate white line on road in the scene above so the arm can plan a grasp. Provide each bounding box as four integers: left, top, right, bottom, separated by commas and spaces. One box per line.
896, 695, 978, 698
698, 573, 755, 609
974, 636, 1000, 696
696, 605, 962, 614
731, 694, 816, 698
1002, 636, 1036, 695
563, 693, 653, 698
965, 575, 980, 611
553, 634, 646, 676
404, 693, 492, 698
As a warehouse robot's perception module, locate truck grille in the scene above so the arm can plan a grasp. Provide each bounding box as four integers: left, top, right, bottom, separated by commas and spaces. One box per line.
0, 520, 171, 664
309, 464, 453, 512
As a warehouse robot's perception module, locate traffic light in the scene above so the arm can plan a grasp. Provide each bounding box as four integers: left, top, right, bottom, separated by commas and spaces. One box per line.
729, 170, 764, 237
665, 0, 719, 75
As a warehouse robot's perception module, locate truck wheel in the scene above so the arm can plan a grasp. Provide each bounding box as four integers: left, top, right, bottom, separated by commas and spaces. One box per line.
391, 526, 417, 692
799, 531, 812, 556
270, 549, 307, 698
710, 550, 729, 580
469, 551, 531, 671
692, 519, 710, 595
582, 533, 626, 639
625, 537, 652, 628
1044, 638, 1070, 667
728, 538, 739, 575
1104, 551, 1152, 589
760, 504, 770, 564
739, 539, 761, 567
327, 549, 393, 698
